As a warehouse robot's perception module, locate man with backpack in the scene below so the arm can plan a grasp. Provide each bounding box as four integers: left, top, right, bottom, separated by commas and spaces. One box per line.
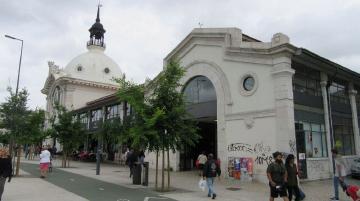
203, 153, 221, 199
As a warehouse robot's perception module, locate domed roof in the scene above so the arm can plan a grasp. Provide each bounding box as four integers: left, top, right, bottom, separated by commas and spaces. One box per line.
64, 46, 122, 85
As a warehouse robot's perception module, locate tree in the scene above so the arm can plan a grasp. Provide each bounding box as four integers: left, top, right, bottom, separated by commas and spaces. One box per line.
50, 105, 86, 168
95, 118, 122, 161
0, 87, 30, 176
116, 60, 200, 191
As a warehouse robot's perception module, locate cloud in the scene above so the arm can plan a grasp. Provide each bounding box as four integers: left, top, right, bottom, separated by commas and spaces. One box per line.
1, 0, 359, 109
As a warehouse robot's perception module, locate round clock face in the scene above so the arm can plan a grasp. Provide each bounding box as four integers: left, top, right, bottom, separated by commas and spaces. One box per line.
52, 87, 61, 105
243, 76, 255, 91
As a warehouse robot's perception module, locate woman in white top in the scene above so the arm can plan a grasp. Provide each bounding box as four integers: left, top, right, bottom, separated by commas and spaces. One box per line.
39, 147, 51, 178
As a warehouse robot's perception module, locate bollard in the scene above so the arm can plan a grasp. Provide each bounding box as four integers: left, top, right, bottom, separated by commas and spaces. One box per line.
142, 162, 149, 186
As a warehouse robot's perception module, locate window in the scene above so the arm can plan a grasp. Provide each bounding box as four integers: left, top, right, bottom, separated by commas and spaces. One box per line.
183, 76, 216, 104
106, 104, 123, 120
295, 121, 327, 158
243, 76, 255, 91
104, 68, 110, 74
333, 116, 355, 155
329, 81, 349, 104
79, 113, 88, 124
77, 65, 83, 72
292, 65, 321, 96
91, 109, 103, 122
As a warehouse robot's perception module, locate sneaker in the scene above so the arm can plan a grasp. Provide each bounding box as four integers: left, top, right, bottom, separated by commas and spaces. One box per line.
212, 194, 216, 199
207, 194, 211, 197
329, 197, 339, 201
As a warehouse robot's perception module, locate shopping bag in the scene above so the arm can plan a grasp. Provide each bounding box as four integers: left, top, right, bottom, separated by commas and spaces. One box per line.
198, 179, 206, 191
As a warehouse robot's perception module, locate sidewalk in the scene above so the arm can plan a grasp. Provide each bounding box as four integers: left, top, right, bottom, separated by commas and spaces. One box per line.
16, 158, 356, 201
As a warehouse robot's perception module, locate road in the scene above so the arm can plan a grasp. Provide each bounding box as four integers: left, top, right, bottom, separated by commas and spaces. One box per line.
21, 163, 177, 201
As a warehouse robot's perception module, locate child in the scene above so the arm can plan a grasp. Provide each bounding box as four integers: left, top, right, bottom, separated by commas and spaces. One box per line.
340, 180, 360, 201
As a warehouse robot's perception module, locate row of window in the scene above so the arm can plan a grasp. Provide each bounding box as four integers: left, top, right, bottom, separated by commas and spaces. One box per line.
77, 103, 130, 127
292, 65, 359, 106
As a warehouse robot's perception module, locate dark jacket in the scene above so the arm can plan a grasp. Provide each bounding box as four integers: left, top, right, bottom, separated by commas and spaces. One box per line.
0, 157, 12, 181
203, 159, 221, 178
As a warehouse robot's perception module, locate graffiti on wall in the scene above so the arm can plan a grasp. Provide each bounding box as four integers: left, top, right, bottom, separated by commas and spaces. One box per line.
289, 139, 296, 154
228, 141, 273, 166
308, 161, 325, 172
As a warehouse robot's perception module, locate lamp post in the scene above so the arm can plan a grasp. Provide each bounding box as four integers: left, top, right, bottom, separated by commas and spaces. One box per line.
5, 34, 23, 176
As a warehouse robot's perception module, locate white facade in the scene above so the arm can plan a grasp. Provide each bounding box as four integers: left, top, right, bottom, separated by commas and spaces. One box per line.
145, 28, 360, 183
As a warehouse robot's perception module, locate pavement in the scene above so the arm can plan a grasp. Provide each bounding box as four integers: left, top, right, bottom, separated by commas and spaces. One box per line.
2, 157, 359, 201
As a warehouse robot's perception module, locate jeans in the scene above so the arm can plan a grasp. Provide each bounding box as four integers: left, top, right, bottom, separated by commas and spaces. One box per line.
206, 177, 215, 196
333, 176, 339, 199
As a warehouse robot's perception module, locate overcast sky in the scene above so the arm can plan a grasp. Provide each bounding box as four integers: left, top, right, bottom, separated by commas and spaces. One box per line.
1, 0, 359, 109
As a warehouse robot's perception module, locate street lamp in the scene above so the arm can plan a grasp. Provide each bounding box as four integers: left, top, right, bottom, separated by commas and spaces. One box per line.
5, 35, 23, 95
5, 34, 23, 175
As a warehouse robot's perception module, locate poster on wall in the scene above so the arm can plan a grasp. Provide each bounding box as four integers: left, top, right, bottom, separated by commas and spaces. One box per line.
228, 157, 253, 181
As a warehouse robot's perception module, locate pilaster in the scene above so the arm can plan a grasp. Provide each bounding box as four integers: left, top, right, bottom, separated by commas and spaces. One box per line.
320, 72, 334, 171
349, 83, 360, 155
271, 55, 296, 153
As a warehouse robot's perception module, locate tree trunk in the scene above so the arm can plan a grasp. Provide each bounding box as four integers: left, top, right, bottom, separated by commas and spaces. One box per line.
161, 148, 165, 191
15, 146, 21, 176
155, 150, 158, 190
62, 152, 66, 168
167, 149, 170, 190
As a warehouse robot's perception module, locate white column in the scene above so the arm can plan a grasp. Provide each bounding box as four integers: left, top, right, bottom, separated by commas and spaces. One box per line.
271, 55, 296, 154
320, 72, 334, 171
348, 83, 360, 155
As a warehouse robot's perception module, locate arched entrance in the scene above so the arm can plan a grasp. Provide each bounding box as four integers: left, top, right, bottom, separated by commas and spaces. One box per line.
180, 76, 217, 170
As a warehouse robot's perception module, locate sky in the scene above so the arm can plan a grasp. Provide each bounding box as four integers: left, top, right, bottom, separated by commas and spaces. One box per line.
1, 0, 360, 109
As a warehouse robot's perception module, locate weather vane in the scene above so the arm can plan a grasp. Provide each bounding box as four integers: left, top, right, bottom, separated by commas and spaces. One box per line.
198, 22, 203, 28
98, 0, 102, 7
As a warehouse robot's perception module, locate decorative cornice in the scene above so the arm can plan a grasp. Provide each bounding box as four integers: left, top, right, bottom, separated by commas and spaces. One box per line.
225, 109, 276, 121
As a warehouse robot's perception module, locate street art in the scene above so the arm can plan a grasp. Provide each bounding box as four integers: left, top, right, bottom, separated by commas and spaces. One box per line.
228, 157, 253, 181
227, 143, 253, 153
255, 153, 273, 165
228, 141, 273, 166
289, 139, 296, 154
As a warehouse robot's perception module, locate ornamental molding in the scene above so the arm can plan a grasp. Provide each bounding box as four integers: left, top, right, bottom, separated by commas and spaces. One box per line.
225, 108, 276, 121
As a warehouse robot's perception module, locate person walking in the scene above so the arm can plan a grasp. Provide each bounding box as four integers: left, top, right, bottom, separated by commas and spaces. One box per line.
0, 147, 12, 201
197, 151, 207, 176
126, 149, 137, 178
39, 147, 51, 178
285, 154, 300, 201
203, 153, 221, 199
330, 149, 346, 201
267, 151, 289, 201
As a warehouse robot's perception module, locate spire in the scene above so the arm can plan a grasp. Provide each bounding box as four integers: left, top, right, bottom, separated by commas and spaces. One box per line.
96, 4, 100, 23
87, 4, 106, 49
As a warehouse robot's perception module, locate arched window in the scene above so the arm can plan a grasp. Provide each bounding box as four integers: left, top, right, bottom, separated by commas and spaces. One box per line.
183, 76, 216, 104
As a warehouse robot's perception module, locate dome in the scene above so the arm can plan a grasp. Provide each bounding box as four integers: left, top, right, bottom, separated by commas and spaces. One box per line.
64, 46, 122, 84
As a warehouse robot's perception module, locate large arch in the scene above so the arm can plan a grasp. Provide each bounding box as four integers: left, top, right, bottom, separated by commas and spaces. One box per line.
179, 60, 232, 172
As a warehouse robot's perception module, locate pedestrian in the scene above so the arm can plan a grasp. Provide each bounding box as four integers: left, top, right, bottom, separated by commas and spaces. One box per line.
197, 151, 207, 176
285, 154, 300, 201
267, 151, 289, 201
0, 147, 12, 201
126, 149, 137, 178
139, 150, 145, 165
39, 147, 51, 178
330, 148, 346, 201
203, 153, 221, 199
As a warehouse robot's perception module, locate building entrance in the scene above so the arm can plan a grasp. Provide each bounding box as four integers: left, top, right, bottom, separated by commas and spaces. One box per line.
180, 121, 217, 170
180, 75, 217, 171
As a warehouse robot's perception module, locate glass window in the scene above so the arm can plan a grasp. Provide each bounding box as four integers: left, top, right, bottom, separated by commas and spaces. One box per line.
292, 66, 321, 96
333, 116, 355, 155
329, 81, 349, 104
107, 104, 123, 120
183, 76, 216, 104
295, 121, 328, 158
91, 109, 102, 122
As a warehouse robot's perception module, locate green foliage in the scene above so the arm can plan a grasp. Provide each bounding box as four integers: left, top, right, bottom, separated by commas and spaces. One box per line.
0, 87, 30, 144
50, 105, 86, 156
115, 60, 199, 152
